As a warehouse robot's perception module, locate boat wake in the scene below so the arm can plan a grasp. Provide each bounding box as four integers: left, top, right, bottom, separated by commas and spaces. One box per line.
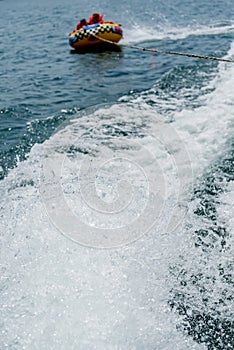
0, 26, 233, 350
123, 21, 234, 44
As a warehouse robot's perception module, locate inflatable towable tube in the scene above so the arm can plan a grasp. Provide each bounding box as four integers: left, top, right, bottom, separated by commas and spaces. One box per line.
69, 22, 123, 50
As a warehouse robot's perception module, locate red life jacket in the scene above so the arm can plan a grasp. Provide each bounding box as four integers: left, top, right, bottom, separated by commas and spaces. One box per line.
89, 14, 103, 25
76, 22, 82, 30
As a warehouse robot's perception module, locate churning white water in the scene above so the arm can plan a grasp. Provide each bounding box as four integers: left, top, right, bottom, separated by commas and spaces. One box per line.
0, 32, 233, 350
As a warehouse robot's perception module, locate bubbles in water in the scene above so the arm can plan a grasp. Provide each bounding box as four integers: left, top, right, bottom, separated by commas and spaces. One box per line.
39, 104, 192, 248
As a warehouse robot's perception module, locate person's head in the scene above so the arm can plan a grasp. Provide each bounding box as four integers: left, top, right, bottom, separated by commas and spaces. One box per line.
80, 18, 87, 27
92, 13, 101, 23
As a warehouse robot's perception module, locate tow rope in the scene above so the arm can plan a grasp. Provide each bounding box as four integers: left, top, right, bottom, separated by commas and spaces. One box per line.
93, 34, 234, 63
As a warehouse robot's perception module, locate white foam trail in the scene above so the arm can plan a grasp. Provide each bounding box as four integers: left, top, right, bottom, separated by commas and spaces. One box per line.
174, 42, 234, 174
1, 35, 233, 350
122, 40, 234, 180
0, 138, 204, 349
0, 112, 205, 348
123, 21, 234, 44
217, 181, 234, 237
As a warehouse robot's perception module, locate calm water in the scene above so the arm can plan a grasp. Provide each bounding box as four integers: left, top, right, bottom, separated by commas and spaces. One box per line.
0, 0, 234, 349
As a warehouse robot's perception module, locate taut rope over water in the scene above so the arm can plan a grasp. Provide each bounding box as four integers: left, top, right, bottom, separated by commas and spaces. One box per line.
93, 34, 234, 63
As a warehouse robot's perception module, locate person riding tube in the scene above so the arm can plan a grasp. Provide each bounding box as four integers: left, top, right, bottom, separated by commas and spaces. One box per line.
76, 18, 87, 30
88, 13, 103, 25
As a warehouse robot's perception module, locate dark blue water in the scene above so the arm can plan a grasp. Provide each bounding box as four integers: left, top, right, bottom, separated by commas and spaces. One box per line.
0, 0, 234, 348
